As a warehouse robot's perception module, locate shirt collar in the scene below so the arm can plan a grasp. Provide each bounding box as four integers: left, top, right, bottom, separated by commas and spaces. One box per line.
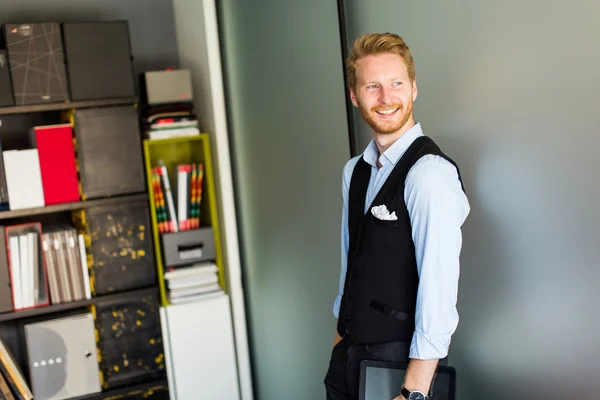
362, 123, 424, 167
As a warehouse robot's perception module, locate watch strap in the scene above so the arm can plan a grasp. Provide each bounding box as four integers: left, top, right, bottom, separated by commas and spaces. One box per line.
400, 387, 429, 399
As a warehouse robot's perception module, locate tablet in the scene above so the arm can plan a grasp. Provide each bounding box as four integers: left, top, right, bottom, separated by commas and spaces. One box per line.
359, 360, 456, 400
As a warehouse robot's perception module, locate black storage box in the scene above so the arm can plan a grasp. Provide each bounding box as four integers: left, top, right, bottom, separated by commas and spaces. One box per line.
161, 227, 216, 268
1, 23, 69, 105
73, 105, 146, 199
62, 21, 136, 100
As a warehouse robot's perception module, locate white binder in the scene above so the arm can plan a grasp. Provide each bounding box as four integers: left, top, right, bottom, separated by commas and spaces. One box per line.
3, 149, 44, 210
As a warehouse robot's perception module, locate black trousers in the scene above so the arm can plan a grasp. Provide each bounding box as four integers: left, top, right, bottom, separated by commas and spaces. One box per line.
324, 337, 449, 400
324, 337, 411, 400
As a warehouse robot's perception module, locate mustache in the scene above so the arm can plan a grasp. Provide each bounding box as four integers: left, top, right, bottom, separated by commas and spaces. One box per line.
371, 103, 403, 112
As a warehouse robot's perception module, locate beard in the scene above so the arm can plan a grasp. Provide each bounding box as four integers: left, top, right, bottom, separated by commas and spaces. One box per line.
358, 99, 413, 135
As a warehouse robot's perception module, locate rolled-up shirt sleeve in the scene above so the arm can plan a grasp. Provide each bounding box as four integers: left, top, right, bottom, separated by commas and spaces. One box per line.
404, 155, 470, 360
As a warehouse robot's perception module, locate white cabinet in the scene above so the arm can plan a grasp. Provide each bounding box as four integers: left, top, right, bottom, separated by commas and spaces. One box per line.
161, 295, 240, 400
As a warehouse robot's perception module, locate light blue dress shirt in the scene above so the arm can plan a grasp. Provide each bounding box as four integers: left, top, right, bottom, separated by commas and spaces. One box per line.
333, 123, 470, 360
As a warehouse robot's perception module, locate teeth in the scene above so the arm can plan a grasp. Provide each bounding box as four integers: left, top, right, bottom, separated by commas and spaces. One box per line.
376, 108, 398, 115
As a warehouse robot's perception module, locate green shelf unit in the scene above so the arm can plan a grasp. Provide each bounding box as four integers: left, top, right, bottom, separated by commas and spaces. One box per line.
142, 134, 225, 306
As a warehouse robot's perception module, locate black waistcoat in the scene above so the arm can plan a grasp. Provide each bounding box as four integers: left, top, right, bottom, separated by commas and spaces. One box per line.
336, 136, 463, 345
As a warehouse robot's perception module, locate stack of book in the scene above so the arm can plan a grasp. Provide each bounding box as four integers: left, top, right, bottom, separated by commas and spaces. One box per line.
2, 223, 92, 312
140, 68, 197, 140
142, 104, 200, 140
3, 223, 49, 311
41, 228, 91, 304
5, 230, 43, 310
164, 262, 223, 304
151, 161, 204, 234
0, 335, 33, 400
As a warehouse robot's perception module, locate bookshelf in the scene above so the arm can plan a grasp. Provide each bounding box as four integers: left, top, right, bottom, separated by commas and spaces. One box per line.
142, 134, 226, 306
0, 93, 167, 399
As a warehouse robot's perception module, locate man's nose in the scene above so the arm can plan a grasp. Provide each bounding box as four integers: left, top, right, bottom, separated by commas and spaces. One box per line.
379, 87, 393, 104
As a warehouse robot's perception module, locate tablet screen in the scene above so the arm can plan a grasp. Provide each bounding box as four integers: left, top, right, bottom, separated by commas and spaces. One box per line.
360, 361, 455, 400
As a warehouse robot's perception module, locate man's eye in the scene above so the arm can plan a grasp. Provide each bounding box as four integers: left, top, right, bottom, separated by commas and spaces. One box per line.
367, 84, 378, 89
393, 81, 402, 86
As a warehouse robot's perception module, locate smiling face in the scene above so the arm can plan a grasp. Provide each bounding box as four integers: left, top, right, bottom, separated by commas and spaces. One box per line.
349, 53, 418, 138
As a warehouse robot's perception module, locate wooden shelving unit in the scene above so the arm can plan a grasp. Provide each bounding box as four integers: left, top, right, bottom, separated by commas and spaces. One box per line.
142, 134, 226, 306
0, 193, 148, 221
0, 286, 157, 322
70, 378, 168, 400
0, 97, 138, 116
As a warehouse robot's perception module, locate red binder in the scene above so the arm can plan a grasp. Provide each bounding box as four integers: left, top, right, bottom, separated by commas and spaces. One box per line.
33, 124, 80, 205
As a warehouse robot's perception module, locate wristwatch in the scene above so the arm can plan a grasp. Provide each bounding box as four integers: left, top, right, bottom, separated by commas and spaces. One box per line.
400, 387, 429, 400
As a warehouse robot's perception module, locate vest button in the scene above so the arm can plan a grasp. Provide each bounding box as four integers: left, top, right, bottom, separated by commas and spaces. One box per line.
347, 294, 354, 300
344, 314, 350, 321
351, 270, 357, 276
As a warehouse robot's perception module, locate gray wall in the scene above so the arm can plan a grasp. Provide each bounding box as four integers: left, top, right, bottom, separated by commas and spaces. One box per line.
344, 1, 600, 398
0, 0, 179, 76
217, 1, 350, 399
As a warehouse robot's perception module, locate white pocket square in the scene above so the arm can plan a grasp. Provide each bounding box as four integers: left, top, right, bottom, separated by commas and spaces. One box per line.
371, 204, 397, 221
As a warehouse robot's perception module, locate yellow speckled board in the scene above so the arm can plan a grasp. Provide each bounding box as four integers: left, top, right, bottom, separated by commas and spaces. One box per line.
91, 292, 165, 390
71, 199, 157, 295
104, 384, 169, 399
143, 134, 225, 306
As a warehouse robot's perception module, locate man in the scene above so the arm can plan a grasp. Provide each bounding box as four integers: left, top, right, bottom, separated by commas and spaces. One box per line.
324, 33, 470, 400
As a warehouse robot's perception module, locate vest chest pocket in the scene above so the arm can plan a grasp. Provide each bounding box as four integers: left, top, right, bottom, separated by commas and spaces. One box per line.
371, 214, 400, 228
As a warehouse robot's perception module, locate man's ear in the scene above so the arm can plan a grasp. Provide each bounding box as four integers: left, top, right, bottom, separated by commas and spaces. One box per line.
412, 80, 418, 102
349, 87, 358, 107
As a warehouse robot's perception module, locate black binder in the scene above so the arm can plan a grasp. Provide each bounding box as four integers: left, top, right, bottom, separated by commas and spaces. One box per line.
62, 21, 136, 101
1, 23, 69, 105
73, 105, 146, 199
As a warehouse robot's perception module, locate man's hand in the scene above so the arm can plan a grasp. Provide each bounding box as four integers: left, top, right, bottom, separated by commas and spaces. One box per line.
394, 358, 438, 399
332, 329, 343, 348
